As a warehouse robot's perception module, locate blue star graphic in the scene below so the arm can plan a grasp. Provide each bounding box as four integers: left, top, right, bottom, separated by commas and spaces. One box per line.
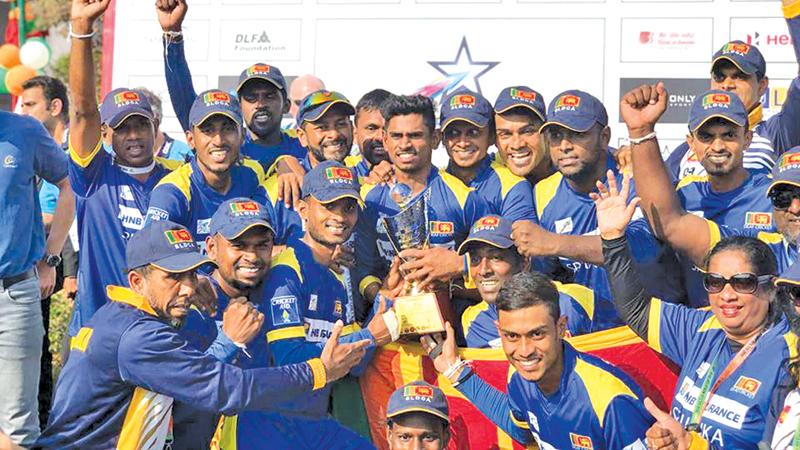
427, 36, 500, 96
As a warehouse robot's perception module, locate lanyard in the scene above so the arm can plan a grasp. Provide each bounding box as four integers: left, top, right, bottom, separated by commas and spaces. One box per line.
687, 331, 762, 431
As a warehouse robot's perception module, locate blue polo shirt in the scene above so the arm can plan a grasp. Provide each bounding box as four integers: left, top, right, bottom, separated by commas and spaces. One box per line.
0, 112, 68, 277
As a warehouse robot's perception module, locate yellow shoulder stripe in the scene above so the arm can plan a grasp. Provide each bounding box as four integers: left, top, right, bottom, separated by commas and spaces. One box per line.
210, 415, 237, 450
242, 157, 266, 181
438, 169, 472, 209
345, 154, 364, 168
69, 138, 103, 168
757, 231, 785, 245
534, 172, 562, 219
707, 219, 722, 254
107, 286, 157, 316
282, 128, 298, 139
784, 332, 799, 361
155, 163, 193, 203
360, 182, 379, 201
266, 326, 306, 343
647, 298, 663, 353
675, 174, 709, 191
155, 157, 182, 171
785, 0, 800, 20
554, 281, 595, 320
271, 247, 303, 283
509, 411, 530, 430
490, 160, 526, 199
461, 301, 491, 340
69, 327, 94, 352
574, 357, 638, 425
262, 174, 281, 207
697, 315, 722, 332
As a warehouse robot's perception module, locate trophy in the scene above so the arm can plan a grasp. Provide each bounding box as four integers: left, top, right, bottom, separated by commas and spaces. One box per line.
382, 186, 446, 335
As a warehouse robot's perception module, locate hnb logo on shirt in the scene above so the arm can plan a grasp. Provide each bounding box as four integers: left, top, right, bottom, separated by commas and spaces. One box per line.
569, 433, 593, 450
731, 376, 761, 399
430, 221, 454, 236
555, 95, 581, 112
701, 93, 731, 109
744, 212, 772, 229
510, 88, 537, 103
450, 95, 476, 109
403, 385, 433, 401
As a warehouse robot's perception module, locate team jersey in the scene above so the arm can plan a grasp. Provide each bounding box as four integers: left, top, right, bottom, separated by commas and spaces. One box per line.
241, 130, 307, 174
769, 388, 800, 450
533, 157, 671, 328
68, 139, 178, 336
707, 220, 797, 274
507, 342, 651, 450
645, 298, 796, 448
447, 156, 536, 223
676, 173, 774, 306
145, 158, 271, 251
345, 153, 372, 178
354, 168, 491, 292
258, 238, 376, 418
461, 282, 594, 348
37, 286, 322, 450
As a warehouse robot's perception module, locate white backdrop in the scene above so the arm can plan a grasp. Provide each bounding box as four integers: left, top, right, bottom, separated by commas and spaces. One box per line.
110, 0, 796, 159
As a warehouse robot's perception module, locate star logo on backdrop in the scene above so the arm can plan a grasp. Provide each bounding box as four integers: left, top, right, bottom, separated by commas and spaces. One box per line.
427, 36, 499, 96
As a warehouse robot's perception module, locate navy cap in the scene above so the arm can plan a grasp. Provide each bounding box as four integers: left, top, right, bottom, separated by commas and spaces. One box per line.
209, 198, 275, 240
775, 261, 800, 288
100, 88, 154, 129
126, 221, 213, 273
768, 147, 800, 194
387, 381, 449, 424
302, 160, 363, 207
712, 41, 767, 80
541, 90, 608, 133
494, 86, 546, 122
236, 63, 288, 94
457, 215, 514, 255
688, 89, 748, 133
440, 87, 493, 130
296, 90, 355, 125
189, 90, 243, 128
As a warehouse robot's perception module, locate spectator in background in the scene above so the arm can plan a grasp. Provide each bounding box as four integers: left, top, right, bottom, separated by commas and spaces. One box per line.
385, 381, 451, 450
289, 74, 326, 120
137, 87, 193, 162
19, 75, 79, 429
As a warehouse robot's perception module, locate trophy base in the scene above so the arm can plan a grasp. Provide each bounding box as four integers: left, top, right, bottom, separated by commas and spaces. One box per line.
394, 291, 446, 336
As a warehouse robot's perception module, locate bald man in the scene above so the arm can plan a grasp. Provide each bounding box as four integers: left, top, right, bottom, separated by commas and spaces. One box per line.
289, 75, 326, 119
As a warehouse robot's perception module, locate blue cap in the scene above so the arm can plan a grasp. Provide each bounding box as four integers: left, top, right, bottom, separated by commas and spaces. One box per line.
494, 86, 546, 122
189, 90, 244, 128
236, 63, 288, 94
457, 215, 514, 255
296, 90, 355, 125
387, 381, 449, 423
768, 147, 800, 194
688, 89, 748, 133
440, 87, 493, 130
775, 260, 800, 288
100, 88, 154, 129
541, 90, 608, 133
712, 41, 766, 80
126, 221, 212, 272
209, 198, 275, 240
302, 160, 363, 207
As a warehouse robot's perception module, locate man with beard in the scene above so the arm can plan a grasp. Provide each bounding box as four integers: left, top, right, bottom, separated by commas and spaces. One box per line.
493, 86, 554, 186
347, 89, 394, 179
459, 216, 592, 348
421, 272, 653, 449
440, 87, 536, 223
67, 0, 180, 339
156, 0, 306, 172
214, 161, 398, 449
145, 90, 273, 251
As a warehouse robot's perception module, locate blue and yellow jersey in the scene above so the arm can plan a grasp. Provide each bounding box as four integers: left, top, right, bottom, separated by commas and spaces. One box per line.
533, 157, 668, 328
345, 153, 371, 178
259, 173, 304, 245
676, 173, 775, 306
145, 158, 272, 250
354, 168, 491, 290
461, 282, 594, 348
448, 156, 536, 223
645, 298, 795, 448
507, 342, 652, 450
707, 220, 797, 274
67, 138, 178, 336
242, 130, 307, 174
258, 238, 376, 418
37, 286, 322, 450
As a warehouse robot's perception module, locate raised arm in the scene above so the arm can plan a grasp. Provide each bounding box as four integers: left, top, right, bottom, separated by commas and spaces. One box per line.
156, 0, 195, 132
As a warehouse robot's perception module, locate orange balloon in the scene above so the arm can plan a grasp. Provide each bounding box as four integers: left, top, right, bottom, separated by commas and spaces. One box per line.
5, 65, 37, 96
0, 44, 21, 69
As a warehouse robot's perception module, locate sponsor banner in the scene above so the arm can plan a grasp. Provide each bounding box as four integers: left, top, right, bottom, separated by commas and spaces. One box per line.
762, 78, 792, 121
115, 20, 210, 62
619, 78, 709, 123
620, 18, 713, 62
730, 17, 795, 63
218, 20, 302, 61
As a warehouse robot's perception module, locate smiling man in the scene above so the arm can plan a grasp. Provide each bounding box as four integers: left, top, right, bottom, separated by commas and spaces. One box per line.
347, 89, 393, 178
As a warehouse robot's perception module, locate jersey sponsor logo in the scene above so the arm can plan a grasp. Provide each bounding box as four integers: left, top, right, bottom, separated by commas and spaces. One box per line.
309, 294, 319, 311
3, 155, 17, 168
449, 94, 476, 109
555, 217, 574, 234
701, 93, 731, 109
120, 185, 135, 201
334, 299, 343, 317
403, 385, 434, 401
721, 42, 751, 56
527, 412, 540, 432
197, 218, 211, 235
270, 295, 301, 326
569, 433, 593, 449
472, 216, 500, 232
731, 376, 761, 398
778, 152, 800, 172
675, 376, 748, 429
118, 205, 146, 230
744, 212, 772, 229
113, 91, 141, 106
554, 94, 581, 112
324, 167, 354, 183
246, 63, 271, 76
203, 91, 232, 106
430, 221, 454, 236
509, 88, 537, 102
146, 207, 170, 222
229, 201, 261, 216
304, 317, 337, 342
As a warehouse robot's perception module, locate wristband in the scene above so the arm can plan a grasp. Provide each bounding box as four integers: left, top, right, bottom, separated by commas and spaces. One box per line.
628, 131, 657, 145
444, 358, 470, 384
381, 309, 401, 342
68, 23, 96, 40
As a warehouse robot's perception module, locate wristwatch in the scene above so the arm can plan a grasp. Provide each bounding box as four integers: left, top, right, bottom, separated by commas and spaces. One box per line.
43, 253, 62, 268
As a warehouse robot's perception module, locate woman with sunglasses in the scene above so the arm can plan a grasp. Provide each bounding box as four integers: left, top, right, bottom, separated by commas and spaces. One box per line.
593, 172, 797, 450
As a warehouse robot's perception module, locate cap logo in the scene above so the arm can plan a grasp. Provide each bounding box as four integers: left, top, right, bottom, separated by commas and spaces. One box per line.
778, 153, 800, 172
403, 385, 434, 401
509, 88, 537, 102
229, 201, 261, 216
569, 433, 593, 449
722, 42, 751, 55
731, 376, 761, 398
113, 91, 141, 106
203, 91, 232, 106
701, 93, 731, 109
431, 221, 454, 236
450, 94, 476, 109
247, 64, 271, 76
164, 229, 194, 249
324, 167, 354, 183
473, 216, 500, 232
555, 94, 581, 112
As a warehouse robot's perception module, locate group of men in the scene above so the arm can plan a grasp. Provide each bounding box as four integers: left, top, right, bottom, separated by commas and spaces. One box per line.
2, 0, 800, 448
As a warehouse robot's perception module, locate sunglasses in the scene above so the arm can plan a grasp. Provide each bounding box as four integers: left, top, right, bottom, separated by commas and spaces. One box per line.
769, 188, 800, 209
702, 272, 773, 294
299, 90, 349, 111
